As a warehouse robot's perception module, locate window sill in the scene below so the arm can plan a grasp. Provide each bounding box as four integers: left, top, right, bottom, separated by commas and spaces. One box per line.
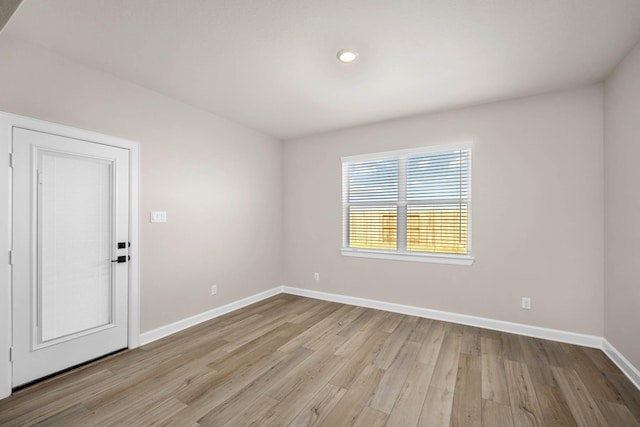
340, 248, 474, 265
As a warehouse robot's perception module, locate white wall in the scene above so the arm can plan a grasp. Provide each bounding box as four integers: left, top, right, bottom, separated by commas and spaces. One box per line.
0, 36, 284, 332
604, 40, 640, 371
284, 85, 604, 336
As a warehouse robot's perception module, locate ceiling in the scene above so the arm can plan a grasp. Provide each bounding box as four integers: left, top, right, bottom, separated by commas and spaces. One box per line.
3, 0, 640, 140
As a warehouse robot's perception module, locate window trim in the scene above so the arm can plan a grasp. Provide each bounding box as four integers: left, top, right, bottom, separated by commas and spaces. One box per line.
340, 248, 475, 265
341, 142, 474, 265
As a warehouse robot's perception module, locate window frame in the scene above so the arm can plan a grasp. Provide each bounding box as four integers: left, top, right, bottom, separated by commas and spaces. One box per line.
341, 142, 474, 266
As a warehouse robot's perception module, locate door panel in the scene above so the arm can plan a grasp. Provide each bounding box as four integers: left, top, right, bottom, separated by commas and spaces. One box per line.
39, 152, 114, 343
12, 128, 129, 387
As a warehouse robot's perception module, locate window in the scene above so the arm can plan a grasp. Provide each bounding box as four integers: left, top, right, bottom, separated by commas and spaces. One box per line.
341, 143, 473, 265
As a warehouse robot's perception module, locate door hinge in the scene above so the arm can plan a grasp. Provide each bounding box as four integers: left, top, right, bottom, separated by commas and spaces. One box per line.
8, 250, 13, 265
9, 347, 12, 362
8, 153, 13, 168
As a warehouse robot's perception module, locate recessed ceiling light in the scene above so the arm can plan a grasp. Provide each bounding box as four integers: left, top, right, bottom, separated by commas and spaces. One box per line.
337, 49, 358, 63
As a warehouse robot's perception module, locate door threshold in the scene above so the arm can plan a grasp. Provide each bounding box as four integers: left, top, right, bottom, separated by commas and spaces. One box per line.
12, 347, 128, 392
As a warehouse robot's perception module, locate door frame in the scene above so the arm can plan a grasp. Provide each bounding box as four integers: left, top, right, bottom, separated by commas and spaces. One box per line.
0, 111, 140, 399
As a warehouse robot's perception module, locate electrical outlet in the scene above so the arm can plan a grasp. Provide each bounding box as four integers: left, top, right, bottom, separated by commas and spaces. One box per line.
150, 211, 167, 223
314, 272, 320, 281
211, 285, 217, 296
521, 297, 531, 310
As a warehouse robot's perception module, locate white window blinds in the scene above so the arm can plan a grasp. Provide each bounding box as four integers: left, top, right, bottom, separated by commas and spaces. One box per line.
342, 144, 471, 261
346, 159, 399, 250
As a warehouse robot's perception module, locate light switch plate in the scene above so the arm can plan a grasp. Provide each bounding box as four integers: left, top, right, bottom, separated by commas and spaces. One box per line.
150, 211, 167, 223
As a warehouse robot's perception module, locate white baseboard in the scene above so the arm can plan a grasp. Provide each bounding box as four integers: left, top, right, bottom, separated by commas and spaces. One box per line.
281, 286, 603, 349
139, 287, 282, 346
139, 285, 600, 349
136, 285, 639, 393
603, 339, 640, 391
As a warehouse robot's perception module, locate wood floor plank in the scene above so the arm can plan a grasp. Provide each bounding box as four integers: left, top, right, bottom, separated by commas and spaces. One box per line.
218, 394, 279, 427
603, 401, 640, 427
501, 332, 524, 362
369, 341, 420, 413
160, 350, 287, 426
504, 359, 545, 426
31, 403, 91, 427
551, 366, 610, 427
266, 338, 347, 402
334, 306, 370, 338
329, 329, 389, 389
215, 297, 290, 324
196, 346, 313, 426
541, 340, 576, 369
288, 383, 346, 427
450, 353, 482, 427
95, 396, 187, 427
605, 370, 640, 422
562, 344, 624, 406
2, 295, 640, 427
288, 300, 343, 325
583, 346, 622, 374
479, 327, 502, 341
416, 326, 462, 427
372, 320, 416, 369
303, 306, 365, 349
418, 386, 455, 427
334, 329, 370, 357
334, 310, 388, 357
202, 321, 299, 374
78, 365, 212, 426
2, 371, 132, 426
285, 295, 331, 316
319, 364, 385, 427
518, 335, 557, 387
481, 399, 514, 427
480, 337, 510, 405
82, 351, 209, 411
533, 382, 578, 427
378, 312, 404, 333
163, 326, 302, 425
251, 356, 348, 426
139, 314, 258, 356
386, 356, 440, 426
461, 326, 481, 356
0, 369, 114, 425
352, 406, 388, 427
250, 340, 348, 425
428, 326, 462, 391
173, 341, 286, 405
407, 317, 433, 344
222, 312, 299, 353
277, 304, 352, 353
417, 320, 446, 365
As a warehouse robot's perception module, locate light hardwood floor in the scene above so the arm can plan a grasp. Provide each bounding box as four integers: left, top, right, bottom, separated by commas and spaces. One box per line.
1, 294, 639, 426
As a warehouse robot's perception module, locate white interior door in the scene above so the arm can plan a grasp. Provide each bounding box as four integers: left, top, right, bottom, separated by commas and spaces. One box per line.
11, 127, 130, 387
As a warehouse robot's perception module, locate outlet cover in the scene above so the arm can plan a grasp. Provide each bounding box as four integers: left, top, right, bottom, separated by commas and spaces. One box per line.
521, 297, 531, 310
150, 211, 167, 223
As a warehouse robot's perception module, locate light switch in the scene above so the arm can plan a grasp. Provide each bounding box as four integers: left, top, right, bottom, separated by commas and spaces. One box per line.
150, 211, 167, 223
